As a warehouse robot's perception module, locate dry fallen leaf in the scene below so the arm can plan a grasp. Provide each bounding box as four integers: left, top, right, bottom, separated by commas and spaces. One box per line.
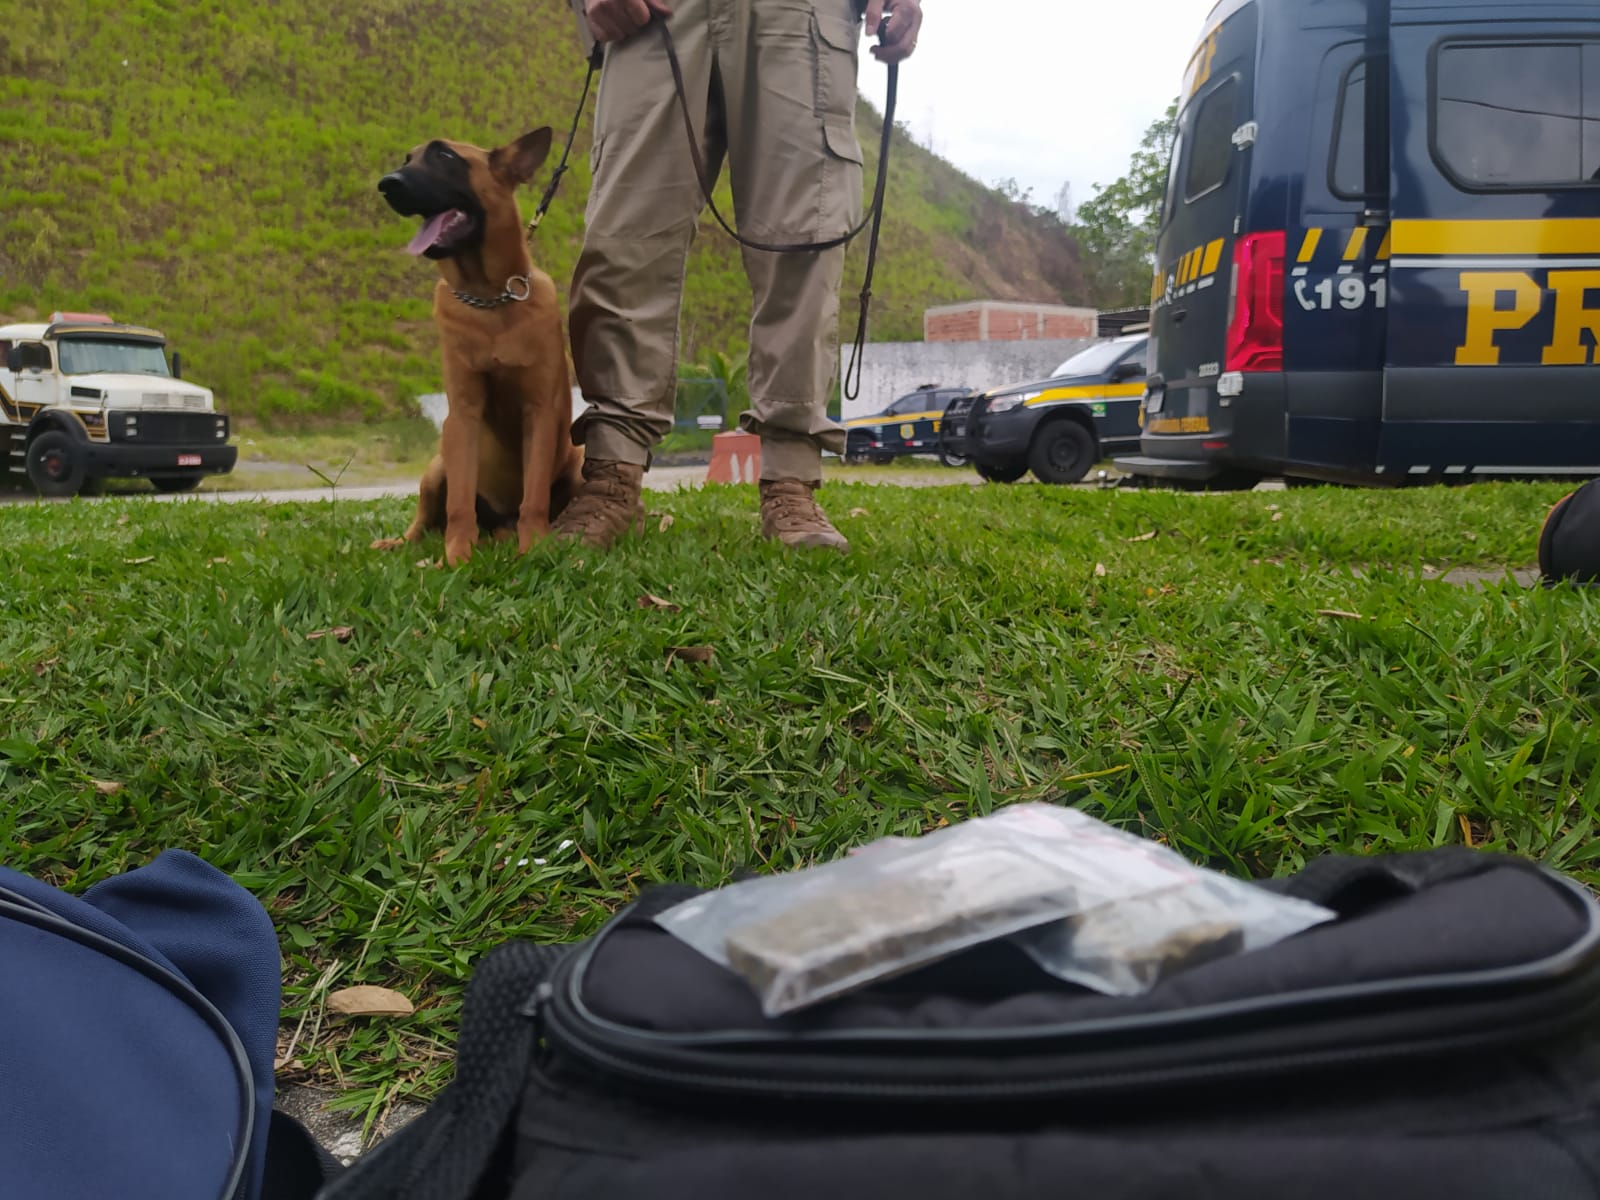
658, 513, 675, 533
124, 556, 155, 565
306, 626, 354, 643
470, 716, 489, 730
1127, 530, 1157, 542
116, 514, 130, 527
208, 557, 230, 566
665, 645, 716, 667
637, 593, 682, 613
849, 507, 869, 518
1271, 512, 1285, 522
1315, 609, 1364, 621
326, 986, 414, 1018
92, 780, 123, 796
1093, 562, 1107, 577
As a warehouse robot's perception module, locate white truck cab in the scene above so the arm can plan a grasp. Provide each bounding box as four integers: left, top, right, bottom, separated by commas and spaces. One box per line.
0, 311, 237, 495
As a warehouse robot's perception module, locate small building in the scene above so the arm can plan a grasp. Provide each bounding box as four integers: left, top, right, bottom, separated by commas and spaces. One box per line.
923, 301, 1099, 344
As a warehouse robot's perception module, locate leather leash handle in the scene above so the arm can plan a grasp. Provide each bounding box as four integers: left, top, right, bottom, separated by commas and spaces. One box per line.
658, 19, 896, 256
843, 57, 894, 401
655, 17, 896, 400
527, 47, 602, 240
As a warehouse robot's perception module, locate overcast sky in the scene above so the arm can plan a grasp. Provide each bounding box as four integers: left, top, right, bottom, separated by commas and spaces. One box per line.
857, 0, 1213, 217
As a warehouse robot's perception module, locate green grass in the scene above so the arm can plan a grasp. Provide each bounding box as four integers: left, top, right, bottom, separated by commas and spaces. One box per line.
4, 480, 1597, 1125
1, 0, 1085, 422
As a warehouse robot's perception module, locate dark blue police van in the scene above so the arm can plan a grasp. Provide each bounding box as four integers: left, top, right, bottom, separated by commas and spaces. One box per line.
1117, 0, 1600, 489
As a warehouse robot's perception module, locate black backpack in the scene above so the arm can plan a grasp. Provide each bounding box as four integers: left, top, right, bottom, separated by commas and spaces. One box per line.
1540, 478, 1600, 585
322, 847, 1600, 1200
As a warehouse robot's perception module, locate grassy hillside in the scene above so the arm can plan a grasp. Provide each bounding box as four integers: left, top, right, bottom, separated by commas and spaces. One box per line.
0, 0, 1087, 421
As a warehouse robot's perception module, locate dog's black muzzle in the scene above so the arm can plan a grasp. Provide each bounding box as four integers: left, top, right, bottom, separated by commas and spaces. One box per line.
378, 170, 425, 216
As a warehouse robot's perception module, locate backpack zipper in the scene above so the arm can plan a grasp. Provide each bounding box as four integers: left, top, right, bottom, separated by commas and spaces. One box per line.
532, 873, 1600, 1105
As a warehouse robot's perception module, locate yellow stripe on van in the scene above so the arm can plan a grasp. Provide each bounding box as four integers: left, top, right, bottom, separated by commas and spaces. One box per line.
1391, 219, 1600, 257
1199, 238, 1226, 276
1297, 229, 1322, 263
1025, 384, 1146, 407
1375, 229, 1392, 261
1342, 227, 1369, 261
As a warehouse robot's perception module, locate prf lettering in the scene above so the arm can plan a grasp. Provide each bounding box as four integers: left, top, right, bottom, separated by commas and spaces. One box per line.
1456, 270, 1600, 365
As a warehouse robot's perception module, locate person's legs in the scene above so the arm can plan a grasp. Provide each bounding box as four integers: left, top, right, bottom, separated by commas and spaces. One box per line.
557, 0, 725, 544
718, 0, 864, 547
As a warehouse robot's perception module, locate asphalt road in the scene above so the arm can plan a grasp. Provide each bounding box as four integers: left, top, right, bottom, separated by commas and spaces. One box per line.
0, 466, 1287, 508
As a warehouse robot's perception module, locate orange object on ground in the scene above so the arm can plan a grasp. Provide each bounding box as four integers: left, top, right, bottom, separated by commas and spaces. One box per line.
706, 431, 762, 484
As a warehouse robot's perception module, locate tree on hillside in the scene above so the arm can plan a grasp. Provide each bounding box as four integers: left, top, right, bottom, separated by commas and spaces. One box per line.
1070, 101, 1178, 308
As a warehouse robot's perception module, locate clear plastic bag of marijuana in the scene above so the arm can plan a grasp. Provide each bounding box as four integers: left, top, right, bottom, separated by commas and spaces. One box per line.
654, 804, 1335, 1016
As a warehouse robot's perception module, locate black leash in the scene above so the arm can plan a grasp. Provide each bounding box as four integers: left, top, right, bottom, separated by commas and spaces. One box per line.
656, 18, 896, 401
528, 27, 897, 402
525, 48, 602, 240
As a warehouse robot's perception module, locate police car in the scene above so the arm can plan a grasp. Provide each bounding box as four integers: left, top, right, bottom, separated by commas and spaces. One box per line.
940, 334, 1147, 484
1118, 0, 1600, 489
843, 384, 973, 466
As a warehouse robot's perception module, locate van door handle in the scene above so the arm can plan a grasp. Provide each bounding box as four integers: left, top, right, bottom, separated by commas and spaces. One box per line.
1171, 308, 1188, 324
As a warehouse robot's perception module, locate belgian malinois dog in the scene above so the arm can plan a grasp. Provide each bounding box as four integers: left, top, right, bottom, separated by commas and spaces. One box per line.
373, 129, 583, 566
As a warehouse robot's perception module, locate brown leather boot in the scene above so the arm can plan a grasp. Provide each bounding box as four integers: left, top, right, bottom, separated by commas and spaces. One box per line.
759, 479, 849, 551
550, 458, 646, 548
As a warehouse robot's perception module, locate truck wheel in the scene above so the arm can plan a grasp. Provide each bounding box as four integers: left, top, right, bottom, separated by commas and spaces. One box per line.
26, 430, 86, 498
938, 448, 970, 468
1029, 420, 1096, 484
974, 459, 1028, 484
151, 475, 203, 494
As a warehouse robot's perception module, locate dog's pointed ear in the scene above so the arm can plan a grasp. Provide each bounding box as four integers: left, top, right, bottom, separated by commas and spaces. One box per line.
491, 127, 553, 187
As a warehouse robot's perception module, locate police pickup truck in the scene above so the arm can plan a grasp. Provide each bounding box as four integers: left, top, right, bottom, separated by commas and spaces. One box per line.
940, 334, 1147, 484
0, 312, 236, 496
843, 383, 973, 466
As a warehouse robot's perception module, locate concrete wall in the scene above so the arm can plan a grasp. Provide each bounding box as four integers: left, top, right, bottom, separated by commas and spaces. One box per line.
837, 338, 1100, 421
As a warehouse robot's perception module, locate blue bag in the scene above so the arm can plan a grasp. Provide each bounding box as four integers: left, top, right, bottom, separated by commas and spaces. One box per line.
0, 849, 337, 1200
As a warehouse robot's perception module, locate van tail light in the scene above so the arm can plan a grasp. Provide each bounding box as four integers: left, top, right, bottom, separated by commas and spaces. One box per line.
1223, 231, 1286, 372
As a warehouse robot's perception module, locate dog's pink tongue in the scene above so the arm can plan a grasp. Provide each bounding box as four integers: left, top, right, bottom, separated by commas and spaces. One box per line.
406, 212, 452, 256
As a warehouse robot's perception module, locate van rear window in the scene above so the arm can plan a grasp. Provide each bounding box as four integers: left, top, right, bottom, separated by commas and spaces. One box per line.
1330, 59, 1371, 200
1434, 41, 1600, 188
1184, 76, 1238, 202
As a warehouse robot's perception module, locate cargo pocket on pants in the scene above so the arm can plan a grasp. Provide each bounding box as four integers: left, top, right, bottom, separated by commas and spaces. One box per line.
810, 6, 861, 121
821, 118, 865, 239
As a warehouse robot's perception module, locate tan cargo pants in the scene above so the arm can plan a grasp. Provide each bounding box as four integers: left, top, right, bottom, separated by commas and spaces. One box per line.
566, 0, 866, 481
